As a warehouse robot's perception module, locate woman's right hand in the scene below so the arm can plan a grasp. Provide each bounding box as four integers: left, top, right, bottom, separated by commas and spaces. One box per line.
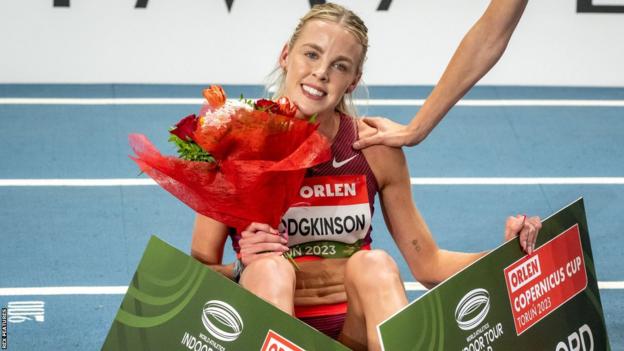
352, 117, 417, 149
238, 222, 289, 267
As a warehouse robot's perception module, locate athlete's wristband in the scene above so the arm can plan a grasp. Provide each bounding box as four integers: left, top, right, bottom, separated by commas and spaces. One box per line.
232, 258, 244, 282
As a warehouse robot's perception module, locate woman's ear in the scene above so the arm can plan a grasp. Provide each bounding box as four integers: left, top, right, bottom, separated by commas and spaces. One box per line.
279, 43, 289, 70
346, 72, 362, 94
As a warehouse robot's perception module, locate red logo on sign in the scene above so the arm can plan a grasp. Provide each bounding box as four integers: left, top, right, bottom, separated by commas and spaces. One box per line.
504, 224, 587, 335
260, 330, 304, 351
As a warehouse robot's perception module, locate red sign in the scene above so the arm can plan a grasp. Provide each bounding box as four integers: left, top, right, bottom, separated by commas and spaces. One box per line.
260, 330, 304, 351
504, 224, 587, 335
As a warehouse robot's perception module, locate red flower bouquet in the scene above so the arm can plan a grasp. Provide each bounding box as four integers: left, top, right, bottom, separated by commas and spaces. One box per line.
129, 86, 331, 232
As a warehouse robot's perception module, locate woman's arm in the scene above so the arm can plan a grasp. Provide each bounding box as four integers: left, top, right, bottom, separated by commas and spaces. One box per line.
353, 0, 528, 149
191, 214, 290, 280
364, 138, 539, 288
190, 213, 237, 279
367, 145, 481, 288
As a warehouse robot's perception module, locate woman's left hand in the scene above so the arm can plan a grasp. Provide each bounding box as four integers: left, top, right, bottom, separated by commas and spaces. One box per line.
504, 215, 542, 254
238, 222, 289, 267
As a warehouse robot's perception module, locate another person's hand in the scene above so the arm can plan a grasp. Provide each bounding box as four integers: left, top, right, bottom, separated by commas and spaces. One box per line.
352, 117, 424, 149
504, 215, 542, 254
238, 222, 289, 267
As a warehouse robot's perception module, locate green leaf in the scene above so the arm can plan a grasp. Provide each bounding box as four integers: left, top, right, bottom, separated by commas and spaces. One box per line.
168, 134, 215, 162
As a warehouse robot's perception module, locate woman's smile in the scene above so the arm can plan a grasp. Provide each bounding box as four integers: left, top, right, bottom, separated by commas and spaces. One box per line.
301, 83, 327, 100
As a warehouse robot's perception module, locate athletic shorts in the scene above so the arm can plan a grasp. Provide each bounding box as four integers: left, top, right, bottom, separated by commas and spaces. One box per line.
295, 301, 348, 340
299, 313, 347, 340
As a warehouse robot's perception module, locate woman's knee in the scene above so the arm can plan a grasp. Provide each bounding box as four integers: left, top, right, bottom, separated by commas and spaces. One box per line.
240, 255, 296, 290
239, 255, 296, 314
345, 250, 402, 288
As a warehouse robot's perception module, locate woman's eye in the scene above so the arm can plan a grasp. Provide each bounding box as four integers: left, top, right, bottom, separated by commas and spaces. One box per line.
334, 63, 349, 72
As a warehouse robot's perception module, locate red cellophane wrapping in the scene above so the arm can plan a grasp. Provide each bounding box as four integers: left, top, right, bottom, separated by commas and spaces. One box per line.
129, 107, 330, 232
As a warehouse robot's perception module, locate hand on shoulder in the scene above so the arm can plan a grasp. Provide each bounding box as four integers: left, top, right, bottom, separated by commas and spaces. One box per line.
356, 119, 404, 156
353, 116, 414, 150
356, 118, 409, 189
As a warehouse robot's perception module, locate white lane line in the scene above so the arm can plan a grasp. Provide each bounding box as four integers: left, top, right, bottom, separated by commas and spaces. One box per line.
1, 98, 624, 107
0, 179, 155, 186
356, 99, 624, 107
409, 177, 624, 185
0, 286, 128, 296
404, 282, 427, 291
406, 281, 624, 291
0, 98, 203, 105
2, 178, 624, 187
1, 282, 623, 296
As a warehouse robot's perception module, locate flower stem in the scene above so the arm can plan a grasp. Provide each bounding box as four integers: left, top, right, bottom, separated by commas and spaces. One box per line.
283, 252, 300, 271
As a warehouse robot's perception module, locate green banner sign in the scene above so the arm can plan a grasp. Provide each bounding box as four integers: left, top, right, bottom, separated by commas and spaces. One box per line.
378, 198, 611, 351
102, 236, 349, 351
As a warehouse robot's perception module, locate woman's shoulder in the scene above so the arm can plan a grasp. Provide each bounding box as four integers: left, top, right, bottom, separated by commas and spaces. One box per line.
355, 118, 405, 159
354, 118, 408, 188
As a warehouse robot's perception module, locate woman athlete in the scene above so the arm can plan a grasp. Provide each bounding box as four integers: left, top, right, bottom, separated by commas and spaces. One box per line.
190, 4, 541, 350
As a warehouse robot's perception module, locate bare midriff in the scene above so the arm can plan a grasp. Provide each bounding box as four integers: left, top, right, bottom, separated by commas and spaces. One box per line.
294, 258, 348, 306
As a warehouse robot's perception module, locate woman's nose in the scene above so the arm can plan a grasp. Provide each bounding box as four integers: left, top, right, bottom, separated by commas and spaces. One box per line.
312, 63, 329, 82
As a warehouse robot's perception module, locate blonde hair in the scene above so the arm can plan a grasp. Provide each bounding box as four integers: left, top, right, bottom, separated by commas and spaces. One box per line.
268, 3, 369, 117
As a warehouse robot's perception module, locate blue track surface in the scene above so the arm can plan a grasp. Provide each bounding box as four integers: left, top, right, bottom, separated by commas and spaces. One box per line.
0, 84, 622, 350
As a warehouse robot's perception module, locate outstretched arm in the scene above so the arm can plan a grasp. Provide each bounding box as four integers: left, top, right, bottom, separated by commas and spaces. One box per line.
368, 144, 539, 288
353, 0, 528, 149
372, 146, 485, 287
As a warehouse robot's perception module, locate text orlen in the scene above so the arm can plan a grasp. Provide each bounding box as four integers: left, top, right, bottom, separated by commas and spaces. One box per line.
299, 183, 356, 199
507, 255, 541, 293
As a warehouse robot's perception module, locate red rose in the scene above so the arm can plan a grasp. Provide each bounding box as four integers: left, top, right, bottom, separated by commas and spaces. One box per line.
170, 114, 198, 141
276, 97, 298, 117
254, 99, 280, 113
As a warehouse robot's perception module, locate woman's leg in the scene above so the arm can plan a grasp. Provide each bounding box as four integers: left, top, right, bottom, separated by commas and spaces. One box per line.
239, 255, 297, 314
338, 250, 408, 351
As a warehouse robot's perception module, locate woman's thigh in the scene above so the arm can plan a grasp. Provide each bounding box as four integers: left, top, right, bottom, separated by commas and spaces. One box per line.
338, 250, 408, 349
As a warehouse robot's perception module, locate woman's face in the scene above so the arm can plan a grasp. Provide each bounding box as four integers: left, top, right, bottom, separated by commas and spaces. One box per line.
279, 20, 363, 119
